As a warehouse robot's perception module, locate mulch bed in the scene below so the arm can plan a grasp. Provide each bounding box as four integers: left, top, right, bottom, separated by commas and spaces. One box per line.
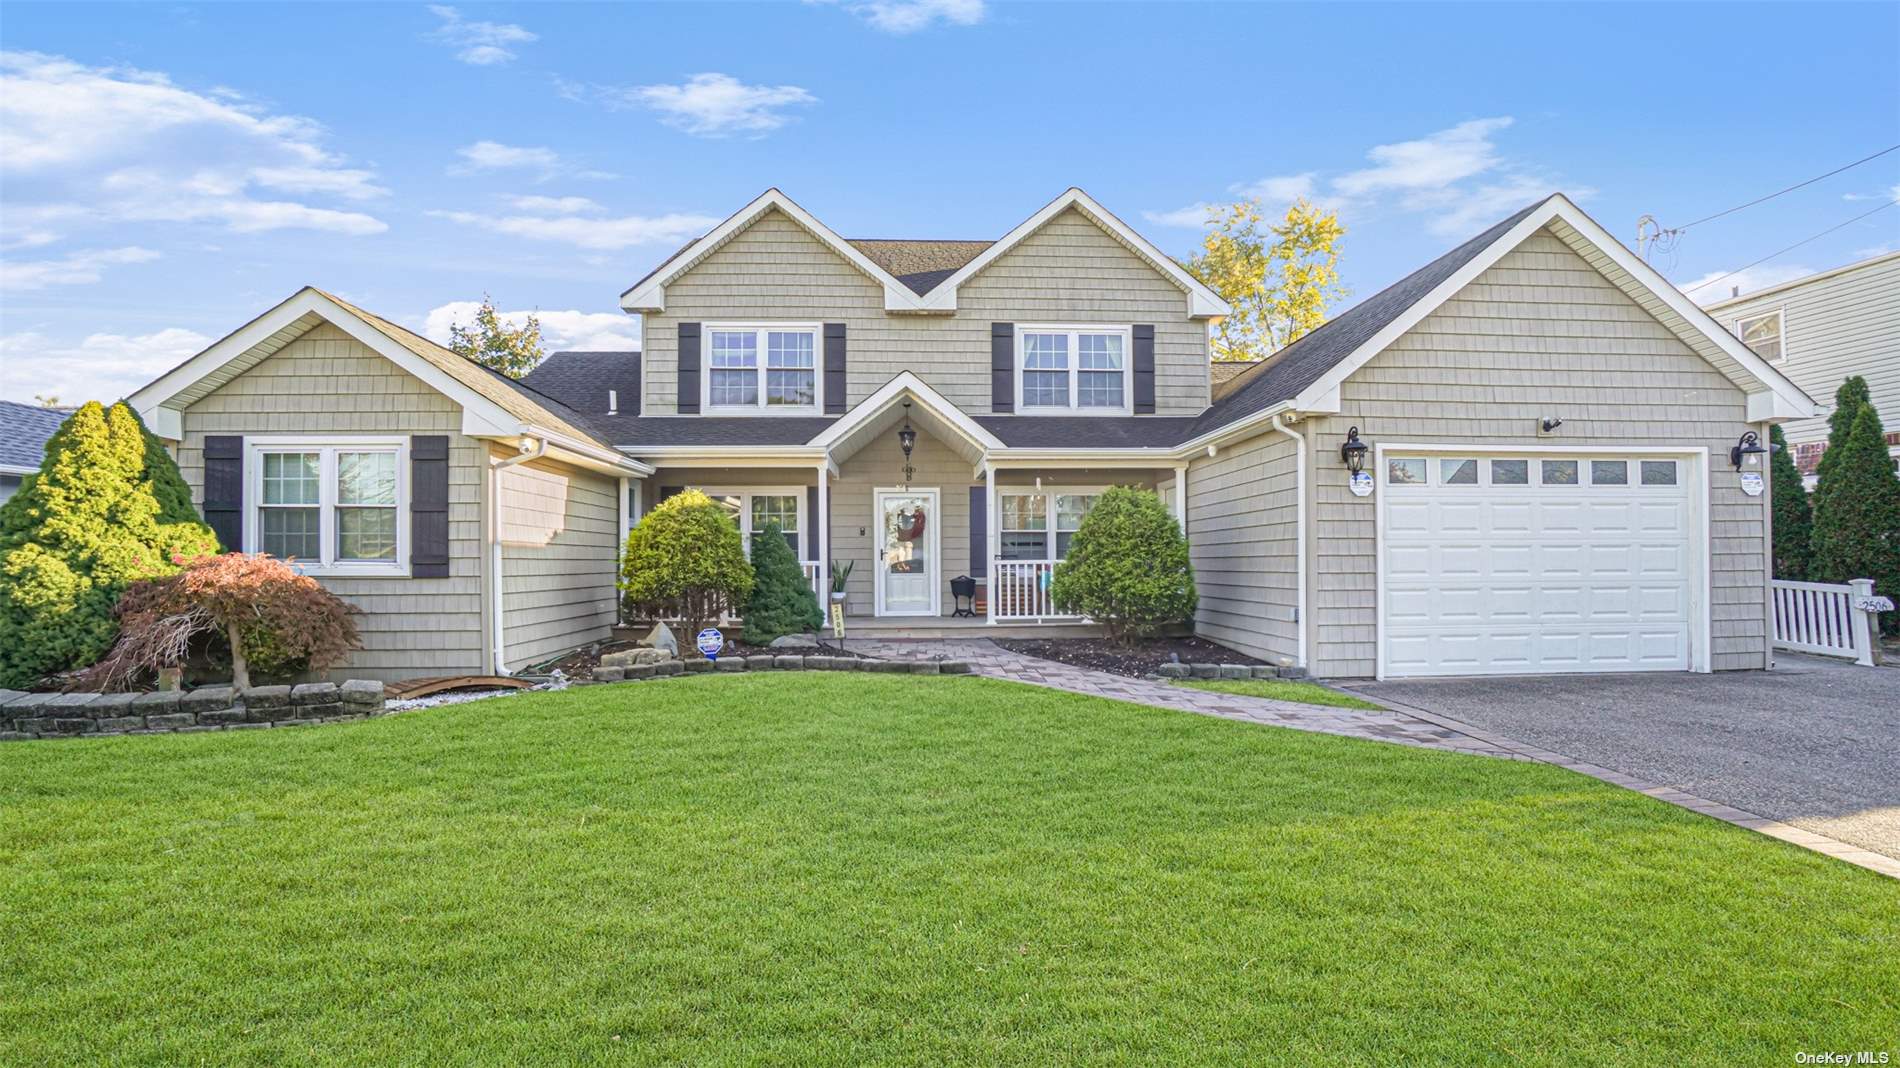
996, 637, 1268, 679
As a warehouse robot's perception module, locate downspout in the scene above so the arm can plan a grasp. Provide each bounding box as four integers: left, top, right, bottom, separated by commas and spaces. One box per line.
1269, 413, 1308, 670
489, 436, 548, 675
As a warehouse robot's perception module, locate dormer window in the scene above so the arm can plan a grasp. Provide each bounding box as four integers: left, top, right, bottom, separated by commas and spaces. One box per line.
1016, 324, 1132, 414
706, 323, 820, 411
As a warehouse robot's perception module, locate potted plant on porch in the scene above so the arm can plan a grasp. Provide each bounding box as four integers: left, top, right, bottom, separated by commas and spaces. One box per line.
828, 560, 853, 607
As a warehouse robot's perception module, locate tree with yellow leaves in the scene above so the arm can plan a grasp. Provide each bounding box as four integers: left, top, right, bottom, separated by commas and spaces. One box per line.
1185, 199, 1347, 362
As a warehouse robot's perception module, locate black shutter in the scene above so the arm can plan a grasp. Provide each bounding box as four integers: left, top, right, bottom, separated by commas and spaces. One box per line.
823, 323, 847, 414
990, 323, 1014, 413
968, 484, 987, 579
410, 435, 450, 578
806, 485, 820, 561
1133, 324, 1156, 414
202, 435, 243, 551
677, 322, 701, 414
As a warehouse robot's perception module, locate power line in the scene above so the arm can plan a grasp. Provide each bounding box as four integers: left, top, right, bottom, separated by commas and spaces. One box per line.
1683, 199, 1899, 296
1676, 143, 1900, 231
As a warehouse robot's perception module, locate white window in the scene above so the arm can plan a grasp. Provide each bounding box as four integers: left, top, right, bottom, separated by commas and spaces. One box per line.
248, 438, 406, 575
1734, 310, 1783, 362
704, 323, 820, 412
998, 491, 1099, 562
702, 487, 806, 560
1016, 325, 1131, 414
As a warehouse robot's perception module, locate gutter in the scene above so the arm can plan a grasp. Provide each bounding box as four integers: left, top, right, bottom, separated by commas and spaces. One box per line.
489, 435, 548, 675
1269, 413, 1309, 669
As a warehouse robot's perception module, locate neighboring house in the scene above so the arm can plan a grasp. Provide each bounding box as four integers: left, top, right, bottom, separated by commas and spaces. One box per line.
131, 188, 1816, 682
1698, 251, 1900, 485
0, 400, 72, 505
1210, 359, 1263, 400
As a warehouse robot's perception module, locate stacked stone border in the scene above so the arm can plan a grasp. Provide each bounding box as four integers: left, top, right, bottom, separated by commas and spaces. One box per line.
1155, 662, 1309, 681
588, 655, 977, 683
0, 681, 387, 741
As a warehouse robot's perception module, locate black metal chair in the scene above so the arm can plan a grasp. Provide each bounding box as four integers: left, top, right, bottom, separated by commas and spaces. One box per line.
950, 574, 977, 617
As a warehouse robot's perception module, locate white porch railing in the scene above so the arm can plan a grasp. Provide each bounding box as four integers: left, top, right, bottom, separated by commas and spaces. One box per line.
990, 561, 1082, 622
802, 562, 824, 602
1771, 577, 1883, 666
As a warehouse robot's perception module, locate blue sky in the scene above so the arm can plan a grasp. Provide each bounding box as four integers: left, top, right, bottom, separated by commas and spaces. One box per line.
2, 0, 1897, 404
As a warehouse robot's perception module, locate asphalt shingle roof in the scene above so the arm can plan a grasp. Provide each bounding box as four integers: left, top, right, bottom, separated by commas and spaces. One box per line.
523, 351, 642, 418
975, 416, 1204, 449
0, 400, 71, 470
846, 239, 993, 295
585, 415, 839, 448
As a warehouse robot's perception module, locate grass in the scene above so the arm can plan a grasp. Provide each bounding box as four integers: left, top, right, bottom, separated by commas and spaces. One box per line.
1172, 675, 1387, 710
2, 674, 1895, 1066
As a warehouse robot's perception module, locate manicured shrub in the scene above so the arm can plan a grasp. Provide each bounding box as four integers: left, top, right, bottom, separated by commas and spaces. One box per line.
81, 552, 363, 691
1049, 485, 1197, 643
0, 401, 220, 688
1810, 402, 1900, 633
741, 521, 823, 645
619, 490, 753, 652
1768, 424, 1812, 580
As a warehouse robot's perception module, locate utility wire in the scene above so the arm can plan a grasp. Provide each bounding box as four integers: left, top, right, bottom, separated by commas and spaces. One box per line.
1676, 144, 1900, 231
1683, 199, 1899, 296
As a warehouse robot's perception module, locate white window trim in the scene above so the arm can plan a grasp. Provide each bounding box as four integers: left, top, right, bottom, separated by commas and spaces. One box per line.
702, 322, 823, 415
1015, 324, 1133, 416
996, 487, 1106, 563
696, 485, 811, 562
245, 435, 409, 578
1733, 307, 1786, 363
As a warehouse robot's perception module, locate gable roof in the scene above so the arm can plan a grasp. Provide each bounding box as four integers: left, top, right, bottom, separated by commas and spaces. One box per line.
523, 350, 641, 417
0, 400, 72, 474
847, 239, 992, 295
1698, 248, 1900, 312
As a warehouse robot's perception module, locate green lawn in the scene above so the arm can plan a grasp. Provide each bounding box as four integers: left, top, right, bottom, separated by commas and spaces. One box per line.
2, 675, 1894, 1065
1173, 675, 1387, 710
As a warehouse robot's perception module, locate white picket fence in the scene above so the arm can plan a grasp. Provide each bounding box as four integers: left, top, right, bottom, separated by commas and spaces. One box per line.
1770, 577, 1882, 666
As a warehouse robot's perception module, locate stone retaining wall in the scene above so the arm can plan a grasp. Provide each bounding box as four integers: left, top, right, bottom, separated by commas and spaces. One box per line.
0, 681, 387, 741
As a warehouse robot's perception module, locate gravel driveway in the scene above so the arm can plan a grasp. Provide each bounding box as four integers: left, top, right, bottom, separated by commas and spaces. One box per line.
1347, 654, 1900, 861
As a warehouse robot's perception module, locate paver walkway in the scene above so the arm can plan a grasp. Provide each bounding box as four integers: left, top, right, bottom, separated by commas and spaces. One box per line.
850, 638, 1519, 758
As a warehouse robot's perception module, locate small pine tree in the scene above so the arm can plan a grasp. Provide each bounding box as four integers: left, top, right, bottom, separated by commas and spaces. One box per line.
1768, 424, 1812, 580
0, 401, 220, 687
618, 490, 753, 652
740, 521, 823, 645
1814, 375, 1873, 487
1048, 486, 1197, 643
1810, 404, 1900, 633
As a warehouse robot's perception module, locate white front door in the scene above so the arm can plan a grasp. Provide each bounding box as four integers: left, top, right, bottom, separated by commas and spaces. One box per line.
1380, 452, 1701, 677
875, 488, 940, 616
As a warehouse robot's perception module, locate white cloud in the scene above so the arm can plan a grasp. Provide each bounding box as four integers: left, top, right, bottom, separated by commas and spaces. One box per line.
1232, 172, 1319, 205
610, 73, 817, 137
453, 140, 561, 172
1842, 182, 1900, 203
1679, 263, 1817, 304
507, 194, 600, 214
822, 0, 987, 33
430, 202, 717, 251
422, 302, 639, 353
1141, 203, 1220, 229
0, 327, 211, 404
0, 51, 387, 240
0, 246, 160, 290
1335, 118, 1513, 196
426, 6, 536, 66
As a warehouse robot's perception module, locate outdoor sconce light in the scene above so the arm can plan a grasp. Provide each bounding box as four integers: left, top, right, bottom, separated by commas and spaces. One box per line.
1340, 426, 1369, 475
896, 399, 917, 488
1730, 430, 1771, 470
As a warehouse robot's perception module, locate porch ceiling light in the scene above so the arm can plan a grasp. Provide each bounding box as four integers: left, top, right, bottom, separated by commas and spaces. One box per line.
897, 399, 917, 488
1340, 426, 1369, 475
1729, 430, 1771, 469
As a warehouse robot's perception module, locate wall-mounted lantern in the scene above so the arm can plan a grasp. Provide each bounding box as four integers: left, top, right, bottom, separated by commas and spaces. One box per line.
1729, 430, 1770, 470
1340, 426, 1369, 475
896, 399, 917, 488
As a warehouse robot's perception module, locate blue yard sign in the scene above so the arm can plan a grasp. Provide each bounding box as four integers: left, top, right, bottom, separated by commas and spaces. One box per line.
696, 628, 724, 661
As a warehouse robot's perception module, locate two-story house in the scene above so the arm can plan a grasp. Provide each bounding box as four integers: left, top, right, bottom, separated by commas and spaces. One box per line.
1697, 250, 1900, 486
130, 188, 1816, 682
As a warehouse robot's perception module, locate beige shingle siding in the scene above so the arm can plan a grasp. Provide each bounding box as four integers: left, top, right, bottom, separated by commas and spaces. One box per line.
178, 323, 488, 682
643, 206, 1210, 417
1304, 229, 1769, 677
498, 451, 620, 668
1701, 253, 1900, 447
1187, 432, 1299, 662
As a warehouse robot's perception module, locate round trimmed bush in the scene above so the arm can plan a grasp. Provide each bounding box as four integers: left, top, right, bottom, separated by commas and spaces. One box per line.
1048, 485, 1196, 643
619, 490, 753, 651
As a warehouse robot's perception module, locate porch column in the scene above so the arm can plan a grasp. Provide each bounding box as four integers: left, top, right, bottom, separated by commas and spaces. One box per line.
816, 461, 830, 601
984, 460, 997, 624
1173, 463, 1189, 537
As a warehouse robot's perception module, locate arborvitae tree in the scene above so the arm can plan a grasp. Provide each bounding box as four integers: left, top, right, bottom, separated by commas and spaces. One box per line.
740, 521, 823, 645
1768, 424, 1812, 580
1810, 404, 1900, 633
1814, 375, 1873, 487
0, 402, 220, 687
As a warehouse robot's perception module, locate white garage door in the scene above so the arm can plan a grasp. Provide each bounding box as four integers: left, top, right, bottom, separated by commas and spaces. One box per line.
1380, 453, 1700, 677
